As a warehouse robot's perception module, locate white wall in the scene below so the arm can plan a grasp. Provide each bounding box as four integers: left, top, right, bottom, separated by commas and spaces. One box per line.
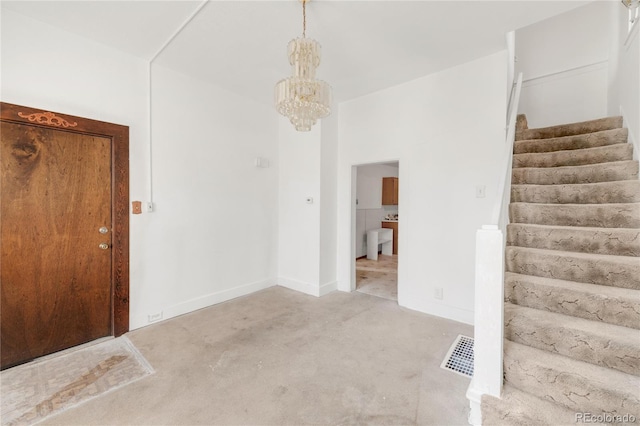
277, 113, 338, 297
1, 9, 280, 330
337, 51, 508, 325
320, 110, 339, 288
143, 65, 278, 328
608, 3, 640, 156
516, 2, 611, 128
277, 119, 322, 294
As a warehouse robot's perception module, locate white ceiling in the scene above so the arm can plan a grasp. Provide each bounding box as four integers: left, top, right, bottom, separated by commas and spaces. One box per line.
3, 1, 592, 105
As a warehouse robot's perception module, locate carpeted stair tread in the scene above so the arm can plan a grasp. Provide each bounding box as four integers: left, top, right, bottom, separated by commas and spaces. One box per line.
497, 114, 640, 424
514, 128, 629, 154
504, 303, 640, 375
481, 384, 578, 426
516, 114, 528, 131
505, 272, 640, 330
516, 116, 623, 141
511, 160, 639, 185
511, 180, 640, 204
505, 246, 640, 289
503, 340, 640, 416
506, 223, 640, 257
510, 202, 640, 228
513, 144, 633, 168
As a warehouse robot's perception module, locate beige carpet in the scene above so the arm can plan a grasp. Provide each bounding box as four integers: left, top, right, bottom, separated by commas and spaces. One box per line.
35, 287, 473, 425
356, 254, 398, 301
1, 336, 154, 426
484, 115, 640, 423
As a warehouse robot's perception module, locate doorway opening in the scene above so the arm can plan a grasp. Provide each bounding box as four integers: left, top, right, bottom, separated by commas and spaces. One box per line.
353, 161, 399, 301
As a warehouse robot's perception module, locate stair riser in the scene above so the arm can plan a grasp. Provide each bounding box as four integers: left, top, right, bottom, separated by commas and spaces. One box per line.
511, 181, 640, 204
516, 114, 528, 132
505, 247, 640, 289
506, 224, 640, 257
505, 275, 640, 330
515, 116, 623, 141
481, 401, 553, 426
504, 305, 640, 376
513, 144, 633, 168
504, 343, 640, 417
503, 115, 640, 422
482, 386, 579, 426
510, 203, 640, 228
514, 128, 628, 154
512, 161, 639, 185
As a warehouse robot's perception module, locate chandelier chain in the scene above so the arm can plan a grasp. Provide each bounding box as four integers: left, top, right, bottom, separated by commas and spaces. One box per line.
302, 0, 307, 38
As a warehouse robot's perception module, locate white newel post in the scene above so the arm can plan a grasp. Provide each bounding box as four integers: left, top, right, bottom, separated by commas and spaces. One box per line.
467, 71, 520, 425
466, 225, 505, 425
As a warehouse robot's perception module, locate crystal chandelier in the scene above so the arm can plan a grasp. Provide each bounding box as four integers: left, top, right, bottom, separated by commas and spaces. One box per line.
622, 0, 639, 23
275, 0, 331, 132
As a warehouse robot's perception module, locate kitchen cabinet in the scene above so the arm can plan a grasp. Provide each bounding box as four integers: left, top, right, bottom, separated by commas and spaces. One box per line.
381, 221, 398, 255
382, 177, 398, 205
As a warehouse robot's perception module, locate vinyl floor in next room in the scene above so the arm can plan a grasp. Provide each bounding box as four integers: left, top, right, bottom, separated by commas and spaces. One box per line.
356, 254, 398, 301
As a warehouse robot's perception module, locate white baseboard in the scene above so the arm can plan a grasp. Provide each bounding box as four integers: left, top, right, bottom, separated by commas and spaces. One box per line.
466, 380, 484, 426
319, 280, 337, 296
277, 276, 321, 297
399, 298, 474, 325
129, 278, 275, 330
277, 277, 337, 297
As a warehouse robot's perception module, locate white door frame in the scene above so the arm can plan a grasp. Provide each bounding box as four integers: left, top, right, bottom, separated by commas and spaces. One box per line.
348, 159, 401, 295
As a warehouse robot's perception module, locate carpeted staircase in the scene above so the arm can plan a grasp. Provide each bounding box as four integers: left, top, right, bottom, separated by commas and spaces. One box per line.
482, 115, 640, 425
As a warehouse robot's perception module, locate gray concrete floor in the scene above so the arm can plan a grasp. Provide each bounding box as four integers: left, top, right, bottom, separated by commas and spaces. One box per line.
43, 287, 473, 425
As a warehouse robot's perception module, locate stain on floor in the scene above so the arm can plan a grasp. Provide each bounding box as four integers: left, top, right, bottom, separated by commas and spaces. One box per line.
1, 337, 153, 426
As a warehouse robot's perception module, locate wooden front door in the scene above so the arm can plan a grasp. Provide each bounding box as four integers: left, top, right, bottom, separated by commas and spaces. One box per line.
0, 103, 129, 370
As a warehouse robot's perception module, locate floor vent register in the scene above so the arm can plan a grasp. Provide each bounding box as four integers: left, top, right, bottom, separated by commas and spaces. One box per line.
440, 334, 474, 378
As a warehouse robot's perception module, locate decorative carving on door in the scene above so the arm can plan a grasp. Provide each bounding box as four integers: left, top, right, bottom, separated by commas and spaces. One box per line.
17, 111, 78, 128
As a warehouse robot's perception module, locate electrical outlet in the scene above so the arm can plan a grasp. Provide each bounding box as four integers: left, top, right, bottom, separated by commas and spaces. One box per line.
147, 311, 163, 323
254, 157, 270, 168
434, 287, 443, 300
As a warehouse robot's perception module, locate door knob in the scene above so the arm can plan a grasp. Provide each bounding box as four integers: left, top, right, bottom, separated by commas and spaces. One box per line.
99, 243, 109, 250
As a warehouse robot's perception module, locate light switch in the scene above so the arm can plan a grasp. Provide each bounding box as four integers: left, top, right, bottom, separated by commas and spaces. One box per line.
255, 157, 269, 168
476, 185, 486, 198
